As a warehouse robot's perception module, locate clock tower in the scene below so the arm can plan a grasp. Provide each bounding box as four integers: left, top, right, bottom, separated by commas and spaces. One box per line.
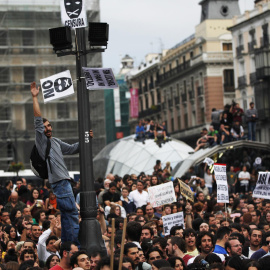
200, 0, 240, 22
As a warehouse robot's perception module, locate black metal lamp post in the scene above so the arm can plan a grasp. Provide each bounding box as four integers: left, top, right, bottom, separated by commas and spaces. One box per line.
49, 23, 108, 256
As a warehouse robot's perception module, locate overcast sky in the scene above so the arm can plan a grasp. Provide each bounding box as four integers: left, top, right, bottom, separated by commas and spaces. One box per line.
100, 0, 255, 74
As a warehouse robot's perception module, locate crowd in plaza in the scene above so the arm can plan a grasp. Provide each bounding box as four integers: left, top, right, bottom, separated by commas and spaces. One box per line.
0, 155, 269, 270
0, 84, 266, 270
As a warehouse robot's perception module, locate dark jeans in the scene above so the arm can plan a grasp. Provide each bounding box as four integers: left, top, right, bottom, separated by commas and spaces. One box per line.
248, 121, 256, 141
51, 179, 80, 245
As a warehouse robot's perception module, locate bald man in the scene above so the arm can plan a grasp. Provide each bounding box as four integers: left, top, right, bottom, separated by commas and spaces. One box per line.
106, 174, 115, 181
4, 191, 26, 213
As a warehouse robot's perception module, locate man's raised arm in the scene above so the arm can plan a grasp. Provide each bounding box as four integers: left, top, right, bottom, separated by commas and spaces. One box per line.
31, 81, 42, 117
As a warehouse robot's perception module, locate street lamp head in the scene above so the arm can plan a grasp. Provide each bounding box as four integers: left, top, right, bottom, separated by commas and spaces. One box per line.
88, 22, 109, 49
49, 26, 73, 52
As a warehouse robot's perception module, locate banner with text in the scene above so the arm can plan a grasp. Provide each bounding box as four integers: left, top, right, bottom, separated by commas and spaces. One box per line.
214, 163, 229, 203
162, 212, 185, 236
60, 0, 87, 28
130, 88, 139, 118
82, 68, 118, 90
253, 172, 270, 199
178, 178, 194, 202
40, 70, 74, 103
148, 182, 176, 208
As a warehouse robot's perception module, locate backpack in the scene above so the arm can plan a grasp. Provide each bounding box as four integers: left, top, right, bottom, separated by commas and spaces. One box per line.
30, 138, 52, 179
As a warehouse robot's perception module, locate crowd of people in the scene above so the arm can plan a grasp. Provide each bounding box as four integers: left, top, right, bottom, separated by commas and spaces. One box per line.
194, 102, 258, 152
135, 120, 169, 143
0, 155, 269, 270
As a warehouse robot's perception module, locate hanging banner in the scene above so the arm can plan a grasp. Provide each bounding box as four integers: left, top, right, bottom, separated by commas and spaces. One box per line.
178, 178, 194, 202
40, 70, 74, 103
162, 212, 185, 236
114, 88, 121, 127
148, 182, 176, 208
60, 0, 87, 28
253, 172, 270, 199
130, 88, 139, 118
214, 163, 229, 203
82, 68, 118, 90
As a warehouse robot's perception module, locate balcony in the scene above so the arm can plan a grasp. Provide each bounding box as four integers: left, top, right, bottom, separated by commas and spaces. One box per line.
249, 72, 257, 85
161, 102, 167, 110
255, 48, 270, 79
248, 40, 257, 53
223, 84, 235, 92
159, 61, 191, 84
181, 93, 187, 103
174, 96, 180, 105
148, 82, 154, 90
238, 75, 247, 88
138, 104, 161, 118
236, 45, 245, 57
197, 86, 204, 96
168, 99, 173, 108
261, 36, 269, 48
189, 91, 194, 100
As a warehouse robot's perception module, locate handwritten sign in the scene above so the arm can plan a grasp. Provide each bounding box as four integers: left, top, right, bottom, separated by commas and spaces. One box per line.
60, 0, 87, 28
148, 182, 176, 208
203, 157, 214, 166
214, 163, 229, 203
40, 70, 74, 103
253, 172, 270, 199
82, 68, 118, 90
162, 212, 185, 236
178, 179, 194, 202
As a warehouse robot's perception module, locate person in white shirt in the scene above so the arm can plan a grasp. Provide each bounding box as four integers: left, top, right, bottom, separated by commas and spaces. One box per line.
238, 166, 250, 193
129, 181, 149, 208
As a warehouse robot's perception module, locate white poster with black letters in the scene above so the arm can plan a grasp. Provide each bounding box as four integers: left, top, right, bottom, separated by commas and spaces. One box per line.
60, 0, 87, 28
214, 163, 229, 203
40, 70, 74, 103
82, 67, 118, 90
253, 172, 270, 199
162, 212, 185, 236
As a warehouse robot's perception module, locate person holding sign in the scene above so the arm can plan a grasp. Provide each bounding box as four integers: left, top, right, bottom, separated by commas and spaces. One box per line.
30, 82, 93, 245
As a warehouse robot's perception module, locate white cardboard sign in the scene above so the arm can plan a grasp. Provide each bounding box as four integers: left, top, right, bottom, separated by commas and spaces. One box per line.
148, 182, 176, 208
253, 172, 270, 199
82, 68, 118, 90
162, 212, 185, 236
40, 70, 74, 103
214, 163, 229, 203
60, 0, 87, 28
203, 157, 214, 166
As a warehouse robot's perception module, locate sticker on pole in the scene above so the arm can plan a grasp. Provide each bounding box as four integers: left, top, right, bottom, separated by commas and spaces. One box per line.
60, 0, 87, 28
82, 68, 118, 90
40, 70, 74, 103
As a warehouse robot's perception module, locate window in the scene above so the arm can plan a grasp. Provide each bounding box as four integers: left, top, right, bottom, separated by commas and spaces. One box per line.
224, 70, 234, 86
238, 34, 243, 45
0, 67, 10, 83
24, 67, 36, 83
57, 102, 70, 119
190, 51, 194, 59
22, 30, 35, 54
0, 30, 8, 46
223, 43, 232, 51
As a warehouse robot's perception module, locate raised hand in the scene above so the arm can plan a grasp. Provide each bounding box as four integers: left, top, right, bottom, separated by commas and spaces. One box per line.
31, 82, 40, 97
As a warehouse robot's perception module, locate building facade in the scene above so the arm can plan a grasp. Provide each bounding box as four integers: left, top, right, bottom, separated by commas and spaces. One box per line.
0, 0, 105, 171
128, 0, 240, 146
229, 0, 270, 143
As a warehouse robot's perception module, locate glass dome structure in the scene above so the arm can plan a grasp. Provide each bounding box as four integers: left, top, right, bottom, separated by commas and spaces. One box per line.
93, 135, 194, 178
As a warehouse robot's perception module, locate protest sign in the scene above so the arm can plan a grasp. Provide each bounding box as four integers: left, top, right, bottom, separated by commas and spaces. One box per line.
60, 0, 87, 28
253, 172, 270, 199
214, 163, 229, 203
40, 70, 74, 103
82, 68, 118, 90
162, 212, 185, 236
203, 157, 214, 166
177, 178, 194, 202
148, 182, 176, 208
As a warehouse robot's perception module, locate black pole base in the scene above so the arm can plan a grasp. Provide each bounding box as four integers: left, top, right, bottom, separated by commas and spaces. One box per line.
79, 218, 107, 256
